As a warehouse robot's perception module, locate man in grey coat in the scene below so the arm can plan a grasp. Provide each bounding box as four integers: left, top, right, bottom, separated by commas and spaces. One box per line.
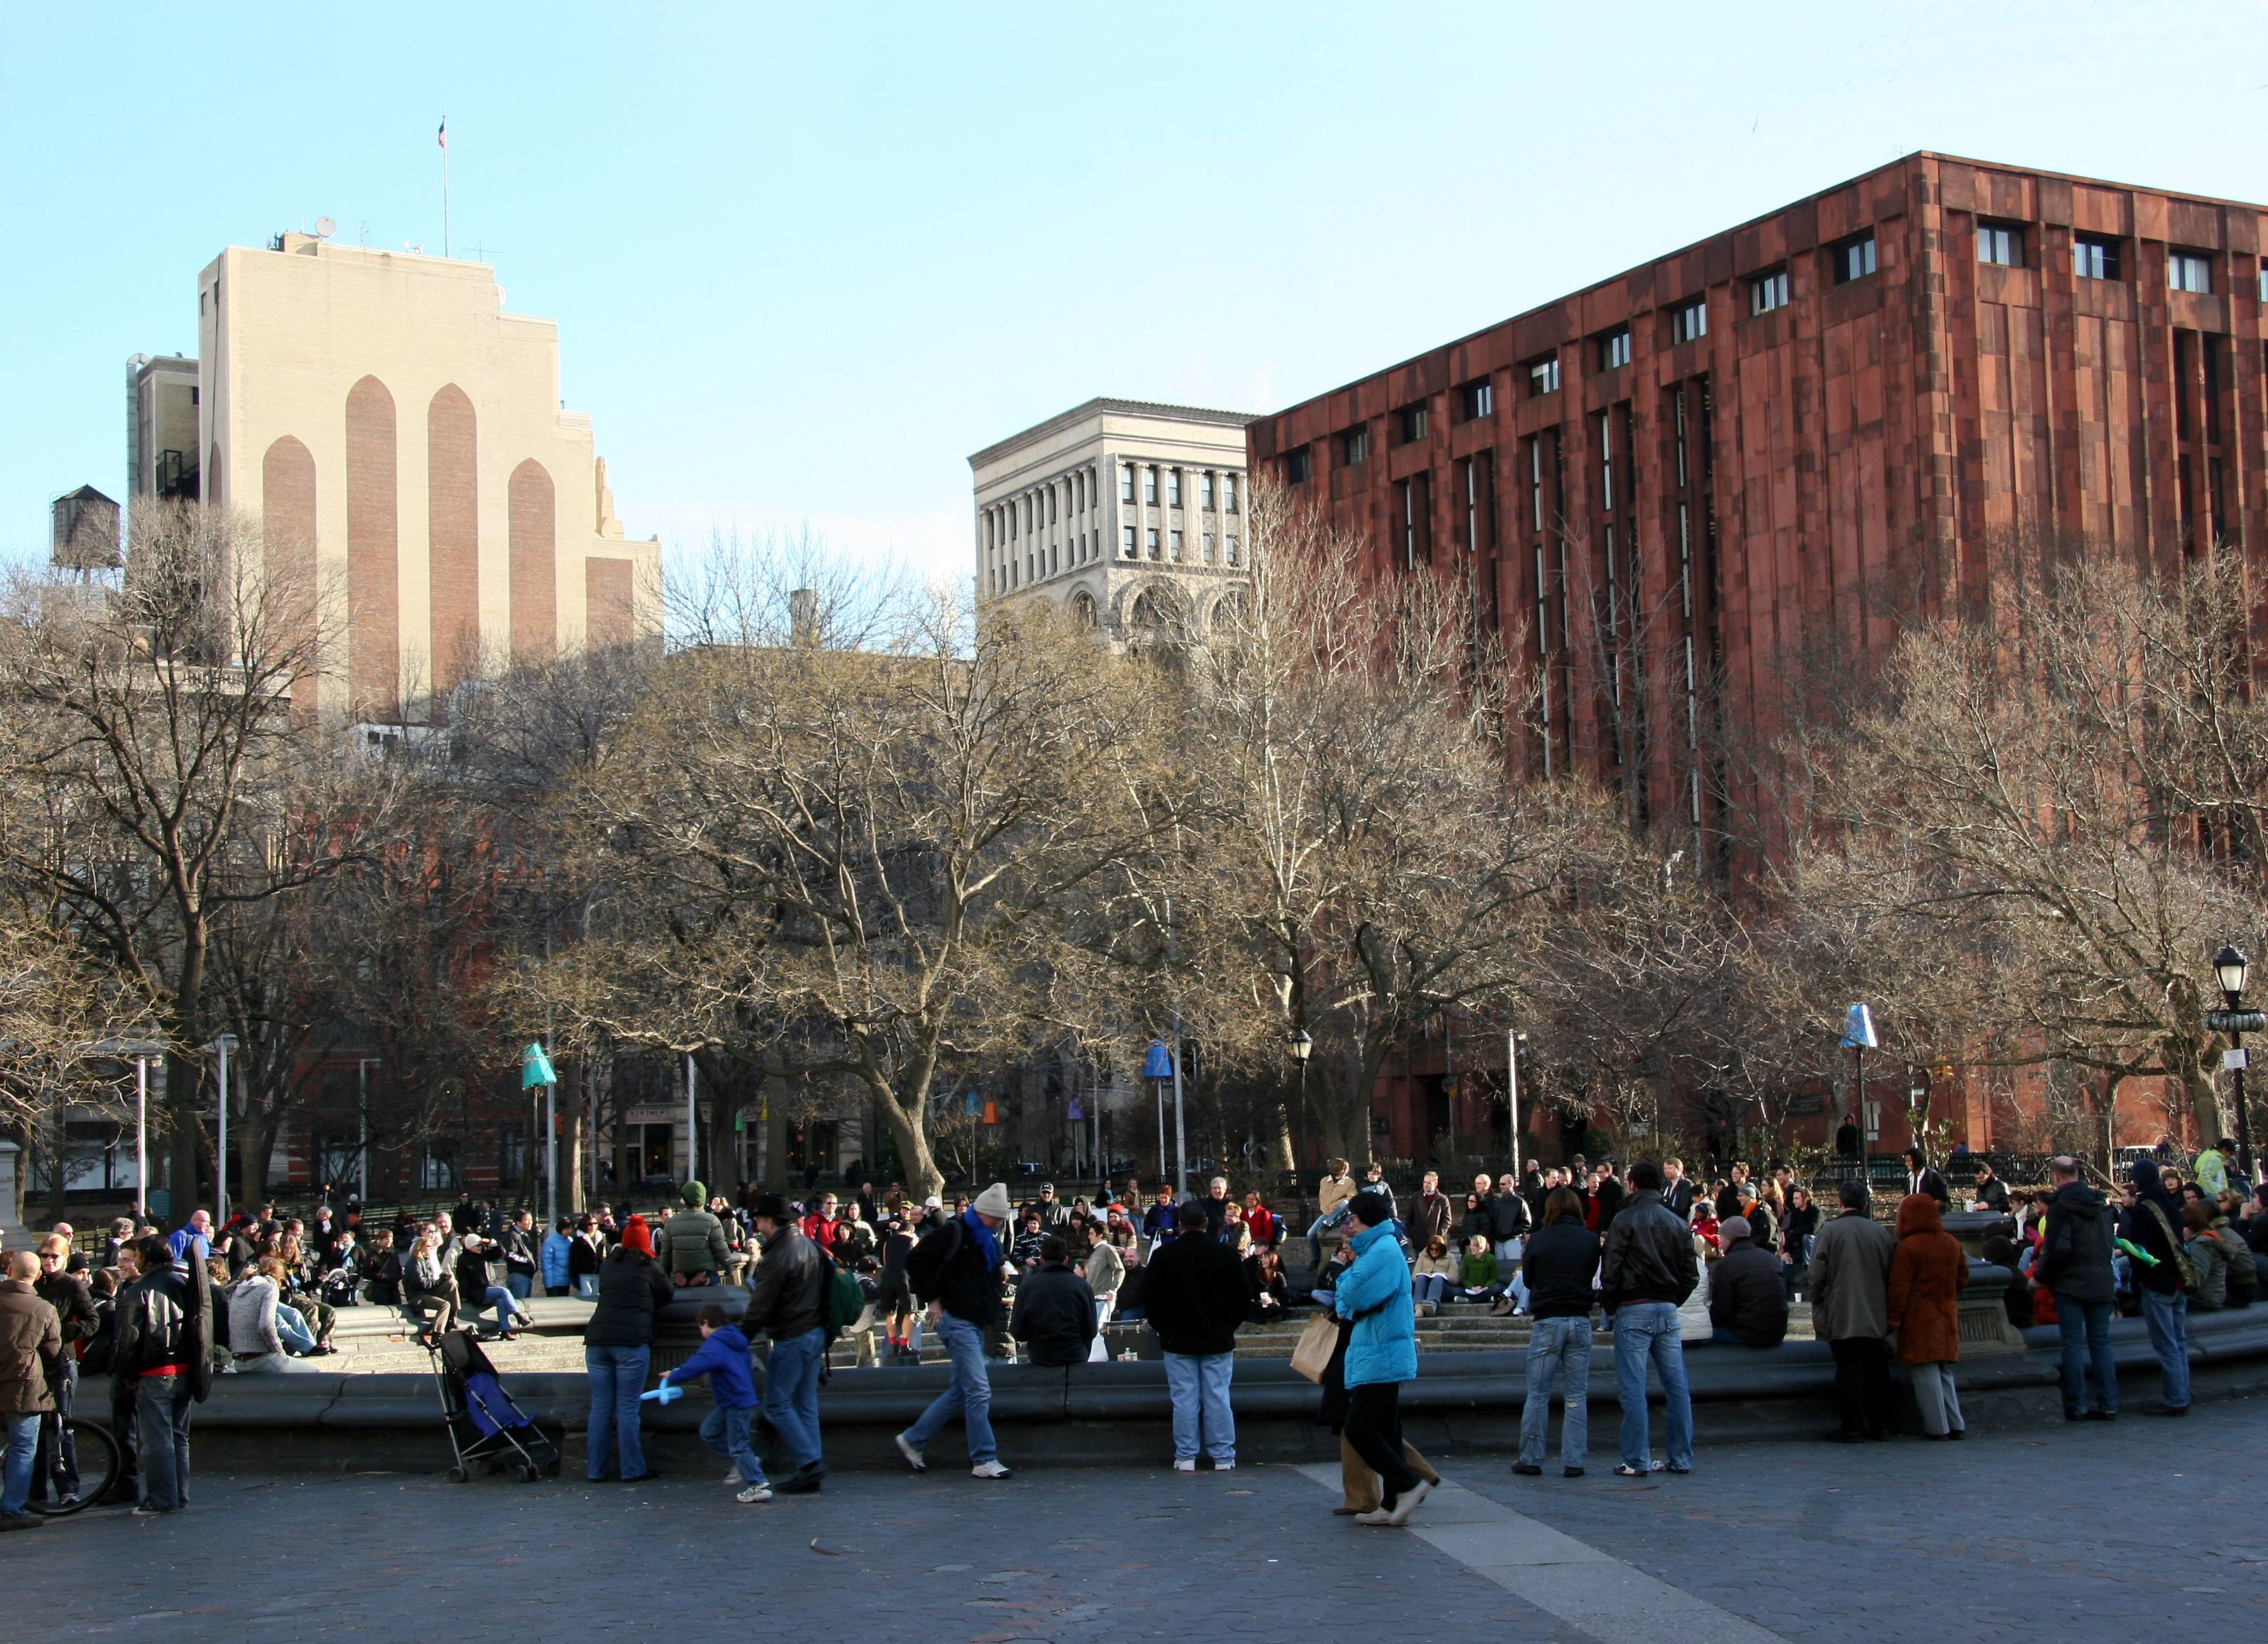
1808, 1180, 1896, 1442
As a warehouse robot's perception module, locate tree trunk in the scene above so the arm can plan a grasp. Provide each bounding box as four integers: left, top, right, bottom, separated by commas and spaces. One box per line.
1266, 1082, 1296, 1175
874, 1090, 944, 1200
762, 1095, 789, 1194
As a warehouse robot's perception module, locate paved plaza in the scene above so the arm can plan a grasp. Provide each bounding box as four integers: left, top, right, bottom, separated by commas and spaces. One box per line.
20, 1393, 2260, 1643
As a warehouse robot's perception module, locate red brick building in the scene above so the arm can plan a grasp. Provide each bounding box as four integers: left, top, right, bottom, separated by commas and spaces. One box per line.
1251, 152, 2265, 848
1248, 152, 2268, 1164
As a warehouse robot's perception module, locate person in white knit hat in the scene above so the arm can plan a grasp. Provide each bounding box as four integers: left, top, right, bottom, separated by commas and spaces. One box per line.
895, 1182, 1017, 1478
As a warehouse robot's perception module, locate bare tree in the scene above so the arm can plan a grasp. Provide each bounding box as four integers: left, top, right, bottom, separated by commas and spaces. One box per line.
0, 500, 351, 1209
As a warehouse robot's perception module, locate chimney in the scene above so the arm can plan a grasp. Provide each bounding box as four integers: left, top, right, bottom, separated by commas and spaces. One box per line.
787, 587, 819, 647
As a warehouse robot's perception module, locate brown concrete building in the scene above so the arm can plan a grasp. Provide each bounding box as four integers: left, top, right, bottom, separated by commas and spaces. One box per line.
1249, 152, 2268, 1168
1249, 151, 2268, 862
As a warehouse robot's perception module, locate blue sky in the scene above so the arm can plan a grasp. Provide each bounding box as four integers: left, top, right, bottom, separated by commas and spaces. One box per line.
5, 1, 2266, 582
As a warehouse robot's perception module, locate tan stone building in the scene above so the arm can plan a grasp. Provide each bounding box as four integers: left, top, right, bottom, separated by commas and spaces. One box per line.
166, 232, 660, 719
970, 399, 1254, 643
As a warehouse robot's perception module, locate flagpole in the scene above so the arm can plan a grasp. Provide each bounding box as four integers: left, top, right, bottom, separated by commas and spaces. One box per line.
440, 114, 451, 258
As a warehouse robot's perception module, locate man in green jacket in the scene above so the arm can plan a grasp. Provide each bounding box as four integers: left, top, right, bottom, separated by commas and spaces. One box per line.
660, 1182, 732, 1286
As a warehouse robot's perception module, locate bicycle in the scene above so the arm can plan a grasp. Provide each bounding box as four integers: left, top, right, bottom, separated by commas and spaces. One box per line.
28, 1415, 123, 1517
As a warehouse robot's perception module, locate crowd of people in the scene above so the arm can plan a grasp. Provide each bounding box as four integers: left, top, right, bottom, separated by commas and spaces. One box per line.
2, 1140, 2262, 1529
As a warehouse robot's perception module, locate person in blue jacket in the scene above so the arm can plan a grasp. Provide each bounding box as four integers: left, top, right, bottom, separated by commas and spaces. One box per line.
540, 1217, 574, 1297
1333, 1192, 1431, 1525
659, 1302, 769, 1502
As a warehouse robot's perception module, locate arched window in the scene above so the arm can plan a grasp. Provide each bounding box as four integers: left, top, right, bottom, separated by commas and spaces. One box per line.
1069, 589, 1098, 629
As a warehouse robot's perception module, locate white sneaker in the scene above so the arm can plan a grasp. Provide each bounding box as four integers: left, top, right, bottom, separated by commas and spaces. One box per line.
894, 1433, 926, 1473
1385, 1479, 1433, 1525
735, 1483, 773, 1504
970, 1459, 1013, 1479
1174, 1458, 1197, 1473
1354, 1508, 1395, 1525
723, 1467, 743, 1485
1213, 1461, 1236, 1471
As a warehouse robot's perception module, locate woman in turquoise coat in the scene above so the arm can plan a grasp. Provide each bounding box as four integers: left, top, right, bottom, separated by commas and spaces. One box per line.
1333, 1191, 1430, 1525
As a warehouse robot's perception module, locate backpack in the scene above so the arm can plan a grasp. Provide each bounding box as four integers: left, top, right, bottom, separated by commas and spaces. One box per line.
816, 1245, 866, 1339
903, 1216, 966, 1304
2147, 1202, 2201, 1294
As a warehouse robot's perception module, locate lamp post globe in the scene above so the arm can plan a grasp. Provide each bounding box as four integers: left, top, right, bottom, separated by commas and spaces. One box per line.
2214, 944, 2250, 1006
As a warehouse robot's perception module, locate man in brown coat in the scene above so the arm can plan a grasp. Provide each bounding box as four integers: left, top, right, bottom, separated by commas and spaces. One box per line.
0, 1248, 63, 1528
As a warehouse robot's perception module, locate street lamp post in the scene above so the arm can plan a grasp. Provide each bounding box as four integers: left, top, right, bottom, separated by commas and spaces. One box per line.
1288, 1028, 1312, 1173
135, 1052, 149, 1222
2208, 945, 2260, 1183
208, 1034, 237, 1226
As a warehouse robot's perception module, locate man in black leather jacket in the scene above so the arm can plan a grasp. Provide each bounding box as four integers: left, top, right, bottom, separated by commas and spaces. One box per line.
111, 1236, 211, 1515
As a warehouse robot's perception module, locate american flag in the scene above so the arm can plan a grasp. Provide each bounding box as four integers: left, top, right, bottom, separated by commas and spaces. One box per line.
437, 116, 447, 150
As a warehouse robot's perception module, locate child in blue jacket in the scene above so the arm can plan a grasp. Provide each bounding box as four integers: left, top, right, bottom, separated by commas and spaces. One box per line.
661, 1303, 768, 1502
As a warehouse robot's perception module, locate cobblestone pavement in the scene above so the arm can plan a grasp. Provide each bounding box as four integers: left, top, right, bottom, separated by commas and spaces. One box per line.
20, 1462, 1583, 1644
1457, 1393, 2268, 1642
18, 1396, 2261, 1642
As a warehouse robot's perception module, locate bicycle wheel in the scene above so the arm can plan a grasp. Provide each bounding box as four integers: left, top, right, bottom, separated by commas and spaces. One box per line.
30, 1417, 119, 1517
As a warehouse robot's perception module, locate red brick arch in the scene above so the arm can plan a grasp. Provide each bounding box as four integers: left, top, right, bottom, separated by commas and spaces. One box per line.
509, 458, 556, 663
427, 385, 479, 693
345, 375, 399, 719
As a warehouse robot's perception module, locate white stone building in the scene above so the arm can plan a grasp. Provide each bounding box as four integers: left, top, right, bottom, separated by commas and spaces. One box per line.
970, 399, 1254, 643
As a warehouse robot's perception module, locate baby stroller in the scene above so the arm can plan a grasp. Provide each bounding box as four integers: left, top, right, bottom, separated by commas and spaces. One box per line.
428, 1328, 561, 1483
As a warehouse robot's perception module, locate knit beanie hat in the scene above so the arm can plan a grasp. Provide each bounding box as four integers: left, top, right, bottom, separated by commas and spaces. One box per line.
621, 1215, 654, 1257
973, 1182, 1013, 1219
1719, 1215, 1752, 1243
681, 1179, 706, 1206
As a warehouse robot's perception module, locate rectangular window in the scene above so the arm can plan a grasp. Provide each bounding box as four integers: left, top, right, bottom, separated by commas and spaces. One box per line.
1144, 467, 1158, 504
1832, 232, 1877, 284
1222, 474, 1238, 512
2074, 235, 2120, 281
1168, 528, 1183, 559
2170, 250, 2213, 293
1597, 327, 1632, 370
1528, 354, 1560, 396
1145, 527, 1159, 559
1749, 268, 1790, 314
2259, 265, 2267, 302
1459, 378, 1494, 420
1283, 449, 1311, 484
1121, 464, 1135, 503
1202, 531, 1214, 563
1340, 426, 1370, 466
1121, 525, 1136, 557
1395, 403, 1428, 443
1167, 469, 1182, 507
1977, 222, 2022, 267
1223, 534, 1239, 566
1200, 472, 1215, 509
1671, 299, 1707, 345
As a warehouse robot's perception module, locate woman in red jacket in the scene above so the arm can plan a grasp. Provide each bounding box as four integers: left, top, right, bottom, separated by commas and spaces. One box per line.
1886, 1193, 1969, 1438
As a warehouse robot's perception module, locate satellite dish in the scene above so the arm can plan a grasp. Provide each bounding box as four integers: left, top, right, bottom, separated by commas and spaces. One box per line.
314, 215, 337, 239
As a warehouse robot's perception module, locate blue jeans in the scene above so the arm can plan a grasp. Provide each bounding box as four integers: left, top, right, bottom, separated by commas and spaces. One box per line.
585, 1344, 651, 1479
1305, 1208, 1349, 1266
1612, 1301, 1693, 1470
902, 1312, 996, 1464
1163, 1351, 1235, 1463
276, 1303, 319, 1355
1519, 1314, 1591, 1469
2055, 1299, 2117, 1415
1, 1412, 37, 1517
1412, 1274, 1448, 1307
763, 1328, 827, 1471
700, 1403, 763, 1486
575, 1274, 600, 1299
507, 1273, 533, 1301
472, 1285, 526, 1335
2137, 1286, 2190, 1410
135, 1377, 194, 1511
